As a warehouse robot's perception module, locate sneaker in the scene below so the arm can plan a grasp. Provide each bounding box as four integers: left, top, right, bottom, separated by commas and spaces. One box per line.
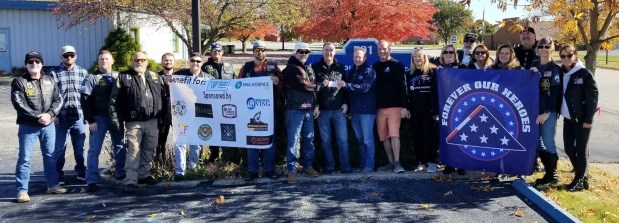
414, 164, 427, 172
244, 171, 259, 182
264, 170, 279, 179
427, 163, 438, 173
393, 161, 405, 173
87, 183, 99, 192
361, 168, 374, 173
377, 163, 394, 172
303, 167, 319, 177
115, 175, 126, 181
287, 172, 297, 184
138, 176, 159, 185
77, 173, 86, 181
174, 174, 184, 182
17, 191, 30, 203
124, 184, 139, 192
47, 185, 68, 194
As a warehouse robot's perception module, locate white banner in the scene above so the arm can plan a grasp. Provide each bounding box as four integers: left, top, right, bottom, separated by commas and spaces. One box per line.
170, 76, 274, 149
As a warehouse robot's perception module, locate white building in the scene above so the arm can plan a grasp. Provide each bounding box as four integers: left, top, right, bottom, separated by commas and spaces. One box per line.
0, 0, 188, 72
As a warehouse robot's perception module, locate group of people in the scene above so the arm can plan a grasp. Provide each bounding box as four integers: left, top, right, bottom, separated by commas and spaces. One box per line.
11, 26, 598, 203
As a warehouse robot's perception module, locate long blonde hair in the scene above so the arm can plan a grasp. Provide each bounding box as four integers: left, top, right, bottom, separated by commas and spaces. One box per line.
410, 48, 435, 75
493, 44, 521, 69
439, 44, 459, 65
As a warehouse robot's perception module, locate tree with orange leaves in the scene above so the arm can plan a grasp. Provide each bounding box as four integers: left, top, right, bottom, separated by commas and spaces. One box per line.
226, 20, 278, 53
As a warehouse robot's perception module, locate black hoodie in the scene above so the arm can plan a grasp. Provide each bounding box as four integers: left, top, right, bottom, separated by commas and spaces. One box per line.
283, 56, 318, 110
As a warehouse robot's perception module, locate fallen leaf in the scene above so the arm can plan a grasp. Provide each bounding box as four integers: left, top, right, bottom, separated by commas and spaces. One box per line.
179, 210, 185, 216
147, 213, 158, 218
582, 208, 595, 216
101, 203, 106, 207
420, 204, 431, 209
514, 208, 525, 218
215, 195, 225, 206
480, 172, 492, 181
444, 190, 453, 196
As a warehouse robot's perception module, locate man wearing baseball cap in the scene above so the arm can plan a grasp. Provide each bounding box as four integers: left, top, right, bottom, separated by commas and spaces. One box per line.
12, 51, 67, 202
49, 45, 89, 183
515, 26, 539, 70
458, 33, 477, 66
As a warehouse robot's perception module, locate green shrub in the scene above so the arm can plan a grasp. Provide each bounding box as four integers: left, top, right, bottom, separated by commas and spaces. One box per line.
147, 59, 161, 72
90, 27, 141, 72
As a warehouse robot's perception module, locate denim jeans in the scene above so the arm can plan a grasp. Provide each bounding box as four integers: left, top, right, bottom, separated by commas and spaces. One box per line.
317, 110, 351, 171
247, 143, 276, 172
285, 110, 315, 173
351, 114, 376, 171
537, 112, 558, 154
53, 117, 87, 178
174, 145, 202, 175
85, 116, 126, 184
16, 124, 60, 192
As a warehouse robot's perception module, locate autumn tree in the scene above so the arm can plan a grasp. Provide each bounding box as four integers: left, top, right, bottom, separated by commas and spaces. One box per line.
556, 20, 584, 46
467, 19, 497, 43
432, 0, 474, 44
297, 0, 437, 42
481, 0, 619, 74
226, 20, 277, 53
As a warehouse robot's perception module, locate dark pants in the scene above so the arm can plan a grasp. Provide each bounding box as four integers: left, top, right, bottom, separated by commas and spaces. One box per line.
410, 113, 438, 164
563, 118, 592, 180
156, 124, 170, 162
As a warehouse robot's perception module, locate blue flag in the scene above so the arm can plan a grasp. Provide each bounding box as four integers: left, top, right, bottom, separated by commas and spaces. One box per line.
437, 68, 539, 175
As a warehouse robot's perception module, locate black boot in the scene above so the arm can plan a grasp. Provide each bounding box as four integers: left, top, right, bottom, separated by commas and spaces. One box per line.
535, 152, 559, 185
566, 177, 586, 192
533, 153, 544, 172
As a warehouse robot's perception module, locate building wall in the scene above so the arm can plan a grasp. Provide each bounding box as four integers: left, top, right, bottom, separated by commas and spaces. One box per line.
0, 8, 114, 70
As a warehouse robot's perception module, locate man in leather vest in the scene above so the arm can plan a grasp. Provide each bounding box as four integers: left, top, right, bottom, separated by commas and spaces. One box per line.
12, 51, 67, 203
156, 53, 175, 165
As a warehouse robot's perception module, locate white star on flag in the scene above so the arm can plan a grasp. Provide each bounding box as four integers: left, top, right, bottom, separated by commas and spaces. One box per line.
469, 123, 478, 132
460, 133, 468, 141
479, 134, 488, 143
500, 136, 510, 145
464, 102, 468, 106
499, 104, 504, 108
505, 111, 510, 116
471, 97, 477, 102
490, 125, 498, 134
481, 96, 486, 101
479, 113, 488, 122
491, 98, 496, 103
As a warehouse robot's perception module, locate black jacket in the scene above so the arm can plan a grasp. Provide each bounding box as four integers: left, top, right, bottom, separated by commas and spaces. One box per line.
202, 57, 236, 79
515, 42, 539, 70
312, 58, 347, 111
11, 74, 63, 126
283, 56, 318, 110
80, 71, 118, 124
373, 59, 407, 108
532, 60, 562, 114
109, 69, 167, 130
560, 64, 598, 124
405, 68, 438, 116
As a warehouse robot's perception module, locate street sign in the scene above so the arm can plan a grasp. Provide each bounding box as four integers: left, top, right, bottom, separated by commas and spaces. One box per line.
307, 38, 413, 72
450, 35, 457, 44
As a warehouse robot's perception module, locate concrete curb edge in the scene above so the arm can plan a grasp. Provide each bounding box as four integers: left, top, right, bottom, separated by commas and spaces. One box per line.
511, 179, 581, 223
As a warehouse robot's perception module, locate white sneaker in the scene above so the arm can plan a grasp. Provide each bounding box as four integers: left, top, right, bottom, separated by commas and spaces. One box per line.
414, 164, 427, 172
47, 185, 68, 194
17, 191, 30, 203
427, 163, 438, 173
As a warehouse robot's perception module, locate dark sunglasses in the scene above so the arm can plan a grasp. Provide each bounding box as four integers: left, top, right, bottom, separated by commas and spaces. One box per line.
560, 54, 573, 59
190, 59, 202, 63
133, 58, 147, 63
297, 50, 310, 55
27, 60, 41, 65
464, 40, 476, 43
254, 48, 266, 53
62, 53, 76, 59
537, 45, 551, 49
474, 51, 487, 55
442, 50, 455, 55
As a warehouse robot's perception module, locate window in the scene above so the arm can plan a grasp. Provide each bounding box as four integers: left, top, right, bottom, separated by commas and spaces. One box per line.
173, 34, 180, 53
130, 28, 140, 43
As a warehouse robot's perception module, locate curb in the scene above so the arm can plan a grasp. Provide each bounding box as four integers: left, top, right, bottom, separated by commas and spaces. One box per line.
511, 179, 581, 223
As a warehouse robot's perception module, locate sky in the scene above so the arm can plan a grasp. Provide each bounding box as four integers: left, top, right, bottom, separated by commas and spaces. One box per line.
467, 0, 530, 24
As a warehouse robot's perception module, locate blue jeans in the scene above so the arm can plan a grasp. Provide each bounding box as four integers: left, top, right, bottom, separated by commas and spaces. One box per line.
285, 110, 315, 173
174, 145, 202, 175
537, 112, 558, 154
53, 117, 87, 178
16, 124, 60, 192
85, 116, 126, 184
351, 114, 376, 171
317, 110, 351, 171
248, 143, 276, 172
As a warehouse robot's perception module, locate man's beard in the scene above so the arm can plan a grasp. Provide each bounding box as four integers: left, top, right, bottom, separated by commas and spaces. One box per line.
134, 66, 146, 73
163, 66, 173, 71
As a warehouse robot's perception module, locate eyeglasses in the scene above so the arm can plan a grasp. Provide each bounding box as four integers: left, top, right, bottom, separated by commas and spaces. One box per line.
297, 50, 310, 55
62, 53, 76, 59
133, 58, 147, 63
464, 40, 476, 43
254, 48, 266, 53
442, 50, 455, 54
474, 51, 487, 55
537, 45, 551, 49
190, 59, 203, 63
27, 60, 41, 65
560, 54, 573, 59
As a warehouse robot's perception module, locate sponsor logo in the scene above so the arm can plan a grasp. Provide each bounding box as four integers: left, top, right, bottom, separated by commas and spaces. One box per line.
172, 100, 187, 116
247, 111, 268, 131
246, 135, 273, 146
195, 103, 213, 118
197, 124, 213, 141
173, 122, 189, 136
235, 81, 242, 89
206, 79, 231, 91
246, 97, 270, 110
222, 104, 237, 118
221, 123, 236, 141
242, 81, 270, 89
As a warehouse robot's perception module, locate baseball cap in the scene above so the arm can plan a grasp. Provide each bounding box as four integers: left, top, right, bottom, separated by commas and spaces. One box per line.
293, 42, 310, 54
211, 43, 223, 51
24, 51, 44, 65
252, 41, 266, 50
521, 27, 536, 34
464, 33, 476, 41
61, 45, 76, 54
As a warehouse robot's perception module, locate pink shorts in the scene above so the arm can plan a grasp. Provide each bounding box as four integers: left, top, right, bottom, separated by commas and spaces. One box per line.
376, 108, 402, 141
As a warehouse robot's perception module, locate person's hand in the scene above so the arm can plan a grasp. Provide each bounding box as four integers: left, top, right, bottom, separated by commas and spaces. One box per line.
271, 76, 279, 86
536, 113, 549, 124
322, 79, 329, 87
400, 108, 409, 119
37, 113, 52, 125
583, 123, 592, 128
405, 110, 411, 119
89, 122, 98, 133
314, 107, 320, 119
341, 104, 348, 114
530, 67, 539, 73
337, 80, 346, 88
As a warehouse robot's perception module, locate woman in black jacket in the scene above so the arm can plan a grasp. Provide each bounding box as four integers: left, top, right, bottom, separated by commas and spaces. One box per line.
466, 45, 493, 69
491, 44, 522, 70
558, 44, 598, 192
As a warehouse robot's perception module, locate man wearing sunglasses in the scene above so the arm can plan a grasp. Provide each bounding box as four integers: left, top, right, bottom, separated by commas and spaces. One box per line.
109, 52, 168, 191
238, 41, 284, 182
12, 51, 67, 203
457, 33, 477, 66
515, 27, 539, 70
49, 45, 89, 183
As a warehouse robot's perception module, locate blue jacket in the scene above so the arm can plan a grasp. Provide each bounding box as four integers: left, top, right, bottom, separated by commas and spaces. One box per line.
343, 62, 376, 115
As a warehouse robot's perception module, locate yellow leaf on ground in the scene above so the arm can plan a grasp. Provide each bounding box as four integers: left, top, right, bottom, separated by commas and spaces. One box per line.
215, 195, 225, 206
514, 208, 525, 218
420, 204, 431, 209
147, 213, 157, 218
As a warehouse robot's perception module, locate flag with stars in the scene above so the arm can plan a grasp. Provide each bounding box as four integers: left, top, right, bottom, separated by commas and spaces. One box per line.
437, 68, 539, 175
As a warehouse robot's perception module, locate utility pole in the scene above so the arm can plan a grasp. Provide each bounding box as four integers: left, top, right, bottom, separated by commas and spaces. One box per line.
192, 0, 201, 54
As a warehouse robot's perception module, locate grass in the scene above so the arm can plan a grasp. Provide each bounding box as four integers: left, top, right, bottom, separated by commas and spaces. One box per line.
526, 159, 619, 222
